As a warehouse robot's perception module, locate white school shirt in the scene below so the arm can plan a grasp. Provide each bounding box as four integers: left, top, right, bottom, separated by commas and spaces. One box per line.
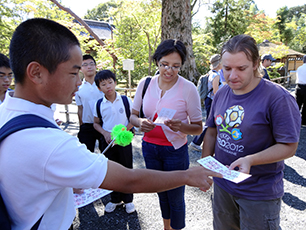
75, 79, 104, 123
0, 94, 108, 230
296, 63, 306, 84
93, 92, 133, 132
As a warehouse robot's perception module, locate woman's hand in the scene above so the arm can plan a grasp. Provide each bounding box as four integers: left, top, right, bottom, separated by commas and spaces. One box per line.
164, 119, 182, 132
139, 118, 156, 133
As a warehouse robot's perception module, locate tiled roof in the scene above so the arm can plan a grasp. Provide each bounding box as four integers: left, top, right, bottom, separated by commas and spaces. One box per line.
74, 19, 113, 40
258, 41, 305, 57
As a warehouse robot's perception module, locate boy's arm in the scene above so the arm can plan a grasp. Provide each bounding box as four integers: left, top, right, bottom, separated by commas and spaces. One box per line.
93, 116, 111, 143
100, 160, 222, 193
77, 105, 83, 126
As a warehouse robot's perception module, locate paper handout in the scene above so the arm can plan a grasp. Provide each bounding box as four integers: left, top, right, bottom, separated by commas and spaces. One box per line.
74, 188, 112, 208
197, 156, 251, 183
154, 108, 177, 125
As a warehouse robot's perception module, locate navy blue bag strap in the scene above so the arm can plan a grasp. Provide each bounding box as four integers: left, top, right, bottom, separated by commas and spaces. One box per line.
142, 77, 151, 99
121, 95, 130, 120
96, 98, 103, 126
140, 77, 151, 118
0, 114, 59, 141
121, 95, 136, 133
0, 114, 59, 230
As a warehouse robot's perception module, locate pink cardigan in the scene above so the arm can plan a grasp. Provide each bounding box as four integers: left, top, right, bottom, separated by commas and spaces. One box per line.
133, 75, 202, 149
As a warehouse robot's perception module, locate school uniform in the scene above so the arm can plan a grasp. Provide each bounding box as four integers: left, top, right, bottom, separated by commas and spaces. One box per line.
75, 79, 104, 152
93, 92, 133, 204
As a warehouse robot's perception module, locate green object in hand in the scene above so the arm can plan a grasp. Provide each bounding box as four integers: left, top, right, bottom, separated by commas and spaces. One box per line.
111, 124, 134, 147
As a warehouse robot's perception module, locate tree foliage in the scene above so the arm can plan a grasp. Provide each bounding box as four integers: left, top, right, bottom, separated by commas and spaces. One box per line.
245, 13, 279, 44
288, 13, 306, 53
84, 0, 118, 22
84, 0, 162, 85
0, 0, 16, 55
207, 0, 255, 48
287, 4, 306, 22
275, 7, 294, 45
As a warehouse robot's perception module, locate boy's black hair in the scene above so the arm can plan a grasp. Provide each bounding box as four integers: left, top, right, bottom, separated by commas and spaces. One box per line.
153, 39, 187, 66
9, 18, 80, 84
95, 70, 116, 88
83, 54, 96, 65
0, 53, 10, 69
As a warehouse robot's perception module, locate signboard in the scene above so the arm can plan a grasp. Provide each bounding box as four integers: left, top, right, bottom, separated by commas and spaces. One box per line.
123, 59, 134, 70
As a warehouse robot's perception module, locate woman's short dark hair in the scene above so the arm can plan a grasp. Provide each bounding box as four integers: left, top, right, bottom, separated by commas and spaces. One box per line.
221, 34, 260, 77
153, 39, 187, 66
9, 18, 80, 84
95, 70, 116, 87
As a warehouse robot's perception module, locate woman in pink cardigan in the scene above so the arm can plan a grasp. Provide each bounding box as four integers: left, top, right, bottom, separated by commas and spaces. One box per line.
130, 39, 203, 230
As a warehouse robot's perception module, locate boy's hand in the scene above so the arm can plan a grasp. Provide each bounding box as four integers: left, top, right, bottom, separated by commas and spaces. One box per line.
186, 166, 223, 192
103, 132, 112, 144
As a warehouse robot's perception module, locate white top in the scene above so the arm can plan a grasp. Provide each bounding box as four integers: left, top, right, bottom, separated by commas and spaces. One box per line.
0, 94, 108, 230
208, 70, 223, 99
296, 63, 306, 84
0, 90, 14, 105
75, 79, 104, 123
93, 92, 133, 132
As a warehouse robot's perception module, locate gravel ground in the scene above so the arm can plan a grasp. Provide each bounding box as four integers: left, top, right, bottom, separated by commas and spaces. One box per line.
56, 86, 306, 230
70, 127, 306, 230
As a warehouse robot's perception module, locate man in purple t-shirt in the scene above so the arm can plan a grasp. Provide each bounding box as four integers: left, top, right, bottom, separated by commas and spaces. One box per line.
202, 35, 301, 230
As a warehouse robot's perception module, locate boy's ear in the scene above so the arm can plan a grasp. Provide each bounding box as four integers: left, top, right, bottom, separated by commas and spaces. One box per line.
26, 61, 45, 84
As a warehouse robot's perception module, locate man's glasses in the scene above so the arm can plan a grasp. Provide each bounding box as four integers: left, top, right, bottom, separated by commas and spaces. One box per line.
0, 74, 13, 80
159, 63, 180, 71
82, 62, 95, 67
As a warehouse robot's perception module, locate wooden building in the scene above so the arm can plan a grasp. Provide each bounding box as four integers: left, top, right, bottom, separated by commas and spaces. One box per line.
257, 40, 305, 75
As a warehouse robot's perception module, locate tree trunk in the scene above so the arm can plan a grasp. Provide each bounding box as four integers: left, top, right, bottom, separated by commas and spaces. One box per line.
161, 0, 199, 82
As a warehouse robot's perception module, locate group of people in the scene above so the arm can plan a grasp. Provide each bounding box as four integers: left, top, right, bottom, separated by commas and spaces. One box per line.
0, 18, 220, 230
74, 54, 136, 213
0, 17, 303, 230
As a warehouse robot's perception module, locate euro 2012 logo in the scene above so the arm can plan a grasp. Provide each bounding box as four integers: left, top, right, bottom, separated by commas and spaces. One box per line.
215, 105, 244, 140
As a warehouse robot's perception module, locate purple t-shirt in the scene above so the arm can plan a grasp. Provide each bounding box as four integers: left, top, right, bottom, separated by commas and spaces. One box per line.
206, 79, 301, 200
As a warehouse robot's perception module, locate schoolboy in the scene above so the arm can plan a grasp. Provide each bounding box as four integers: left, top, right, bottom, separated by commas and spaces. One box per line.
0, 18, 221, 230
93, 70, 135, 213
75, 54, 104, 152
0, 53, 13, 104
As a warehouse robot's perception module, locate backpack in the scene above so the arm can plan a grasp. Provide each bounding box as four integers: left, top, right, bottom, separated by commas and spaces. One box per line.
0, 114, 60, 230
197, 70, 219, 100
139, 77, 151, 118
96, 95, 131, 126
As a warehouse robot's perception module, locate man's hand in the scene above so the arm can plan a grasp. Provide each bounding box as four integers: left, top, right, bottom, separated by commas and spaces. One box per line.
228, 157, 252, 174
